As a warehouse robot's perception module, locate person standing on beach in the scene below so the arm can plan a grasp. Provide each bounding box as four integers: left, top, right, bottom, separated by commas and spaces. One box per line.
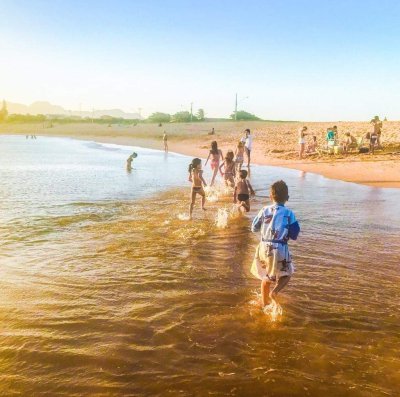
163, 131, 168, 152
298, 126, 308, 159
371, 116, 383, 148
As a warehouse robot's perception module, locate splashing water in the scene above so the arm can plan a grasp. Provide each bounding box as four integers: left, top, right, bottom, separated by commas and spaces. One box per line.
204, 185, 221, 203
263, 301, 283, 322
178, 213, 191, 221
215, 208, 230, 229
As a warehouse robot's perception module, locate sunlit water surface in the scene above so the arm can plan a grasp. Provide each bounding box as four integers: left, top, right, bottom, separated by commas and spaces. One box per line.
0, 135, 399, 396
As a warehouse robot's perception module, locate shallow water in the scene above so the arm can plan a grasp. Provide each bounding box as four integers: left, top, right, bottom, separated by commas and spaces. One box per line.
0, 135, 399, 396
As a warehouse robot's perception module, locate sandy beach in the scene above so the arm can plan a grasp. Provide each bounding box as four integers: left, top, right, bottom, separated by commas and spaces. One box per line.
3, 121, 399, 188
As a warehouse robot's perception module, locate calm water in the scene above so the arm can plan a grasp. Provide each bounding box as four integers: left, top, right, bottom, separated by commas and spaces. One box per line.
0, 135, 399, 397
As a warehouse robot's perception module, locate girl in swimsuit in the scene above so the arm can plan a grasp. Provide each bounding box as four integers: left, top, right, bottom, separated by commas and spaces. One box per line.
188, 158, 207, 219
219, 150, 236, 188
234, 169, 255, 212
234, 141, 245, 172
205, 141, 223, 186
298, 126, 308, 159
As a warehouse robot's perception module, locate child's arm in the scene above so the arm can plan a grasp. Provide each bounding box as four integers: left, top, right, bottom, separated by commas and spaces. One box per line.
247, 181, 255, 196
251, 208, 264, 232
219, 162, 224, 175
200, 170, 207, 187
233, 185, 237, 203
204, 152, 211, 166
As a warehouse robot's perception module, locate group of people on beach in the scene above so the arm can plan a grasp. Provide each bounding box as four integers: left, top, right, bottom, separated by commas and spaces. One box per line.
187, 129, 300, 314
298, 116, 384, 159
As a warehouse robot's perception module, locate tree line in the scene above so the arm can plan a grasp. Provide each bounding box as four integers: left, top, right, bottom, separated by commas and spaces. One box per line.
0, 101, 261, 124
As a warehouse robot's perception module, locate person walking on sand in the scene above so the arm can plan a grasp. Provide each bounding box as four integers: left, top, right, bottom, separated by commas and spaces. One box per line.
205, 141, 224, 186
298, 126, 308, 159
188, 158, 207, 219
250, 180, 300, 313
234, 169, 255, 212
163, 131, 168, 152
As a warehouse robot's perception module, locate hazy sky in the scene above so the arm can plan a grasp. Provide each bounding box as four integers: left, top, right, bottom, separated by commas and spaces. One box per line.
1, 0, 400, 120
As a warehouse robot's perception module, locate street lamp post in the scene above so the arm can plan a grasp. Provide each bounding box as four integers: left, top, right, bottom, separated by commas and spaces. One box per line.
235, 94, 248, 121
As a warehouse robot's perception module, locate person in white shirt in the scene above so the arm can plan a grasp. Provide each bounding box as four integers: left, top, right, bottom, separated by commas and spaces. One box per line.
242, 128, 252, 167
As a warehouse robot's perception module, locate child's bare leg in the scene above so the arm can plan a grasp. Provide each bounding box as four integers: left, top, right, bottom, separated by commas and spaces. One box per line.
261, 279, 271, 307
200, 191, 206, 210
189, 190, 196, 219
210, 168, 218, 186
241, 200, 250, 212
269, 276, 290, 305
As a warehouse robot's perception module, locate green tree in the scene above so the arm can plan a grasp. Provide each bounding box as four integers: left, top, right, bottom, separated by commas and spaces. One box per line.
0, 100, 8, 122
147, 112, 171, 123
230, 110, 260, 121
171, 111, 195, 123
196, 108, 205, 121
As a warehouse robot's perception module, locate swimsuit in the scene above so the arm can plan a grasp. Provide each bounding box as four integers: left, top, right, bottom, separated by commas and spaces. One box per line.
238, 193, 249, 201
192, 186, 203, 193
211, 159, 219, 170
235, 155, 244, 163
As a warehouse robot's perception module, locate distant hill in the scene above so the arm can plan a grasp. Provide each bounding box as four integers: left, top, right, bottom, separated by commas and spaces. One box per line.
5, 101, 141, 119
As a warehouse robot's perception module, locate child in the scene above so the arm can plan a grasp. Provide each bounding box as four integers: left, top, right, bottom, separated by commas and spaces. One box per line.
306, 135, 318, 153
370, 130, 378, 155
188, 158, 207, 219
205, 141, 224, 186
234, 170, 255, 212
126, 152, 137, 171
163, 131, 168, 152
219, 150, 236, 187
234, 141, 245, 171
298, 126, 308, 159
251, 180, 300, 312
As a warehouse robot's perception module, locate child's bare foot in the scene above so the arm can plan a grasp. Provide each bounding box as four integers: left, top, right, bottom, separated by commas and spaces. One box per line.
202, 207, 207, 211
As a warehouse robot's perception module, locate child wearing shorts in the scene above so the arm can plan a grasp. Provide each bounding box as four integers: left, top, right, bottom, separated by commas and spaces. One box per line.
251, 180, 300, 312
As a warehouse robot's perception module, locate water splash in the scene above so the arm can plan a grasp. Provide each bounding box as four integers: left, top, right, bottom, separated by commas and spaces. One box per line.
263, 301, 283, 322
215, 208, 230, 228
204, 185, 221, 203
178, 213, 191, 221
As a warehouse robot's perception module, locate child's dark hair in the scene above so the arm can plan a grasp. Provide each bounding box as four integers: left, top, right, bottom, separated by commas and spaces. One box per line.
245, 128, 250, 133
239, 169, 248, 179
210, 141, 219, 154
188, 158, 201, 173
270, 180, 289, 203
225, 150, 234, 163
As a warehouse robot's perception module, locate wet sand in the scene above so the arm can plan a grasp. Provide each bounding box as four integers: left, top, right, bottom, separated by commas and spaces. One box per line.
2, 121, 400, 188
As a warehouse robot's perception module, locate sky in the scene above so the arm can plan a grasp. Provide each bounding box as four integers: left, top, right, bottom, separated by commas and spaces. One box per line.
1, 0, 400, 120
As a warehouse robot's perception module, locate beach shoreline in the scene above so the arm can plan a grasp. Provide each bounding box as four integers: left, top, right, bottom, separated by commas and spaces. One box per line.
2, 121, 399, 188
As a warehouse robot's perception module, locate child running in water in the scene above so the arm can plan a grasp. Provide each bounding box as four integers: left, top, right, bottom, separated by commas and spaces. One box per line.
219, 150, 236, 187
234, 170, 255, 212
205, 141, 224, 186
188, 158, 207, 219
251, 180, 300, 312
234, 141, 245, 172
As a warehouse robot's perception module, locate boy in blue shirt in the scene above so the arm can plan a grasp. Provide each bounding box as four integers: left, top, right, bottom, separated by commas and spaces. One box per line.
251, 180, 300, 312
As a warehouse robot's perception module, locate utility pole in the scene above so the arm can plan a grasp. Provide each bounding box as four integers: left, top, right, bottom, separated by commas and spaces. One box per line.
190, 102, 193, 122
235, 93, 238, 121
